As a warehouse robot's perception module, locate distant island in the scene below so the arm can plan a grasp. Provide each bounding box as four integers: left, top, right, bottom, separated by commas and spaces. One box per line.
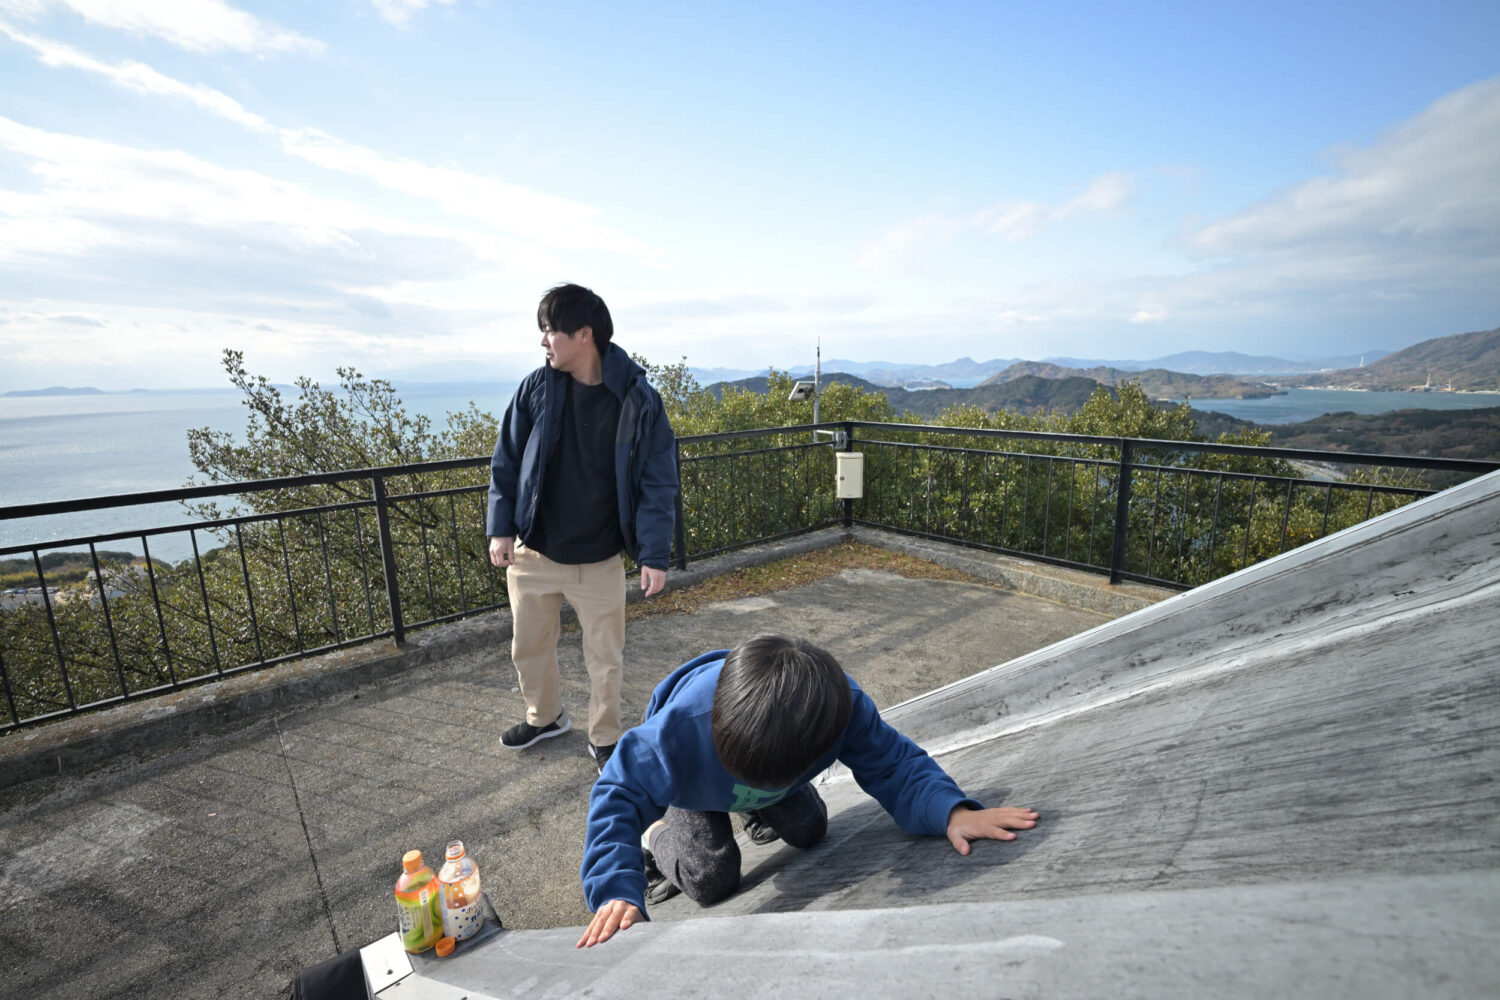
1, 386, 106, 397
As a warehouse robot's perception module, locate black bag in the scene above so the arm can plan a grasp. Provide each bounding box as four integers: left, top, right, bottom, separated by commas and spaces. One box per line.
291, 950, 371, 1000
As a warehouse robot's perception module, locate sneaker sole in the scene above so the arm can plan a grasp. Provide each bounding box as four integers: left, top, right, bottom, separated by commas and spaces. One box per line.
500, 716, 571, 750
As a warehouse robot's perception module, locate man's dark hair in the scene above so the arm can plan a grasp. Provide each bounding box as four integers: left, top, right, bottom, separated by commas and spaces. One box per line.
712, 634, 853, 789
537, 283, 613, 354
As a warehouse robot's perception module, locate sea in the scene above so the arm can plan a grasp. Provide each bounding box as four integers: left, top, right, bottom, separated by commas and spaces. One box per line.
0, 381, 516, 563
2, 382, 1497, 563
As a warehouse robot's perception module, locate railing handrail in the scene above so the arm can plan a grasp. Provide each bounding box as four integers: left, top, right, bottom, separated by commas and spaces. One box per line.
6, 422, 1494, 527
844, 421, 1500, 474
0, 455, 489, 523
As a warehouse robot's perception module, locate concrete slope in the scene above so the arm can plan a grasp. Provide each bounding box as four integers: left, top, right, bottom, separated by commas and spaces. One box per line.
374, 470, 1500, 998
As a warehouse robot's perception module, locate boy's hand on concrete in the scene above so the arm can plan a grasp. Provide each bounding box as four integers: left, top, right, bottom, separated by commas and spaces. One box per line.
640, 566, 666, 597
946, 806, 1039, 856
577, 899, 642, 948
488, 536, 514, 568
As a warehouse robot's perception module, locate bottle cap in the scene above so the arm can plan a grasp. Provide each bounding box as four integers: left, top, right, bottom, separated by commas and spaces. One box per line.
445, 840, 466, 861
402, 850, 423, 873
435, 936, 456, 958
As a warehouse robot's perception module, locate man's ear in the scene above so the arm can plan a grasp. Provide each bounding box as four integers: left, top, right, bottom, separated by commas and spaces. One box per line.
574, 325, 593, 346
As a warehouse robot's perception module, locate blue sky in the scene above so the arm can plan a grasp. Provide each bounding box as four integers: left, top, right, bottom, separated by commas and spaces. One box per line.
1, 0, 1498, 390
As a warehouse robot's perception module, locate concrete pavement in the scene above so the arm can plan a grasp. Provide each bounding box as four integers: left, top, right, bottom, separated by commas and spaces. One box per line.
0, 529, 1148, 999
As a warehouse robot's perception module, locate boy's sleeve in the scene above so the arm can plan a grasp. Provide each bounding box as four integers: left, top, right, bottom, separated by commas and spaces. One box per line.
580, 732, 675, 914
837, 687, 982, 836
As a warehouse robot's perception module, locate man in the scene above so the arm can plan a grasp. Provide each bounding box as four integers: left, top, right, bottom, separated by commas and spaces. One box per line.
487, 283, 678, 773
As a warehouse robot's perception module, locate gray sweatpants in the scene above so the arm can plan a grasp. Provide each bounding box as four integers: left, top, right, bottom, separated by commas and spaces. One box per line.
649, 783, 828, 905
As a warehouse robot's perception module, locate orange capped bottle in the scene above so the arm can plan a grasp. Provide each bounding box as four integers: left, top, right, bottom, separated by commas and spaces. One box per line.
436, 840, 484, 941
394, 850, 443, 954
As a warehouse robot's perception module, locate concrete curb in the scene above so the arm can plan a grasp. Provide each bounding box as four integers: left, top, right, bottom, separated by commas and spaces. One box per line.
0, 528, 1159, 789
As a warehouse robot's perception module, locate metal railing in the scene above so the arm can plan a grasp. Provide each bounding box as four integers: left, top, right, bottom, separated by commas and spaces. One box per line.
2, 422, 1495, 730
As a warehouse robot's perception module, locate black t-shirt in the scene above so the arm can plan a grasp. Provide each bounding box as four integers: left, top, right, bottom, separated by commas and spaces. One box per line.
527, 378, 625, 564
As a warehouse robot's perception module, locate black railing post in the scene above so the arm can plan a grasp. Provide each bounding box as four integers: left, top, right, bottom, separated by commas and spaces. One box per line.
673, 443, 688, 571
372, 474, 406, 646
1109, 439, 1135, 585
842, 421, 856, 529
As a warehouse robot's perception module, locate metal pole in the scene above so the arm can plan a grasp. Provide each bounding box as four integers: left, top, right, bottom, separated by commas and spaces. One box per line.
372, 474, 406, 646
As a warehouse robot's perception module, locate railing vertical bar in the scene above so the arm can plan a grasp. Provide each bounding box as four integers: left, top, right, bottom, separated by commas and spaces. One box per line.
998, 456, 1010, 549
1320, 483, 1334, 540
372, 475, 406, 646
1278, 480, 1295, 554
1145, 467, 1164, 579
981, 453, 994, 546
1088, 462, 1102, 567
353, 507, 378, 635
277, 518, 304, 651
1108, 441, 1134, 585
1062, 456, 1076, 563
1042, 459, 1055, 558
0, 648, 18, 726
1240, 480, 1258, 571
235, 523, 266, 664
1173, 475, 1189, 585
33, 549, 73, 709
88, 542, 129, 699
140, 535, 177, 687
478, 494, 499, 607
673, 445, 687, 570
1365, 485, 1376, 520
316, 510, 342, 642
419, 520, 436, 617
1205, 475, 1224, 582
190, 530, 223, 675
1020, 456, 1032, 550
447, 495, 468, 613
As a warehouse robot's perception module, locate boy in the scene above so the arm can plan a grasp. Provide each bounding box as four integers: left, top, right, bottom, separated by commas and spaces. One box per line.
577, 634, 1040, 947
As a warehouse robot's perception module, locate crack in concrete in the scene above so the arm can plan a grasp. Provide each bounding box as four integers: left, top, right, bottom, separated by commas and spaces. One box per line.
275, 714, 342, 954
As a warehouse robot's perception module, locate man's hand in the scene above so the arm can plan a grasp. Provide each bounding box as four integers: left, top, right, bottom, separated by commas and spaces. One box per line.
946, 806, 1039, 856
640, 566, 667, 597
576, 899, 642, 948
488, 536, 515, 568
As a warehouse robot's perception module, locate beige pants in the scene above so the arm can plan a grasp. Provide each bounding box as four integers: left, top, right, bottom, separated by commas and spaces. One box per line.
505, 542, 626, 746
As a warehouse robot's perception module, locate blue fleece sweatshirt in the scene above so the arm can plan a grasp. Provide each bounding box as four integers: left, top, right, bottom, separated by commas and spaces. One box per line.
580, 650, 983, 914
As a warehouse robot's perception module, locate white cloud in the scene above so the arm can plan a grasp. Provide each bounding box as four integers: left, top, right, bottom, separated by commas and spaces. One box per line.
1185, 78, 1500, 261
0, 25, 652, 257
1, 0, 322, 54
0, 22, 271, 129
859, 171, 1135, 270
370, 0, 457, 29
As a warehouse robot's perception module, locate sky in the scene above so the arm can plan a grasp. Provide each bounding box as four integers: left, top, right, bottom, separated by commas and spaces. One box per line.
1, 0, 1498, 391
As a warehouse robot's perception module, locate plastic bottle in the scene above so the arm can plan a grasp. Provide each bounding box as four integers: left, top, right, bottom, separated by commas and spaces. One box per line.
394, 850, 443, 954
436, 840, 484, 941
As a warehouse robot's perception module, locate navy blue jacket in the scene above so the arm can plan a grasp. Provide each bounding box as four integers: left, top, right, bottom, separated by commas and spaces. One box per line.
486, 343, 678, 569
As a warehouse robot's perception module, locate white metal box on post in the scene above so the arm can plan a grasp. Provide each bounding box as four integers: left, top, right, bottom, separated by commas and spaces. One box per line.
835, 451, 864, 499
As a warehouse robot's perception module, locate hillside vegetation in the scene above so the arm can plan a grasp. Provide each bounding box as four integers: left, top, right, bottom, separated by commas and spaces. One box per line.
981, 362, 1280, 399
1278, 326, 1500, 391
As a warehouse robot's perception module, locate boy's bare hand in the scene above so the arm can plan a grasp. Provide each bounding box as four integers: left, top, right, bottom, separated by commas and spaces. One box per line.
946, 806, 1039, 855
576, 899, 642, 948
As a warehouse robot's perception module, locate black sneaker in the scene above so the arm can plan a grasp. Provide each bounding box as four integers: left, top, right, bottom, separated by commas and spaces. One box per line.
500, 709, 570, 750
588, 742, 616, 774
742, 809, 780, 845
642, 847, 679, 905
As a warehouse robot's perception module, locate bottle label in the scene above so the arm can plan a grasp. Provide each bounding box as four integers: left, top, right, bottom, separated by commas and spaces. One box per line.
441, 896, 484, 941
397, 886, 442, 952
